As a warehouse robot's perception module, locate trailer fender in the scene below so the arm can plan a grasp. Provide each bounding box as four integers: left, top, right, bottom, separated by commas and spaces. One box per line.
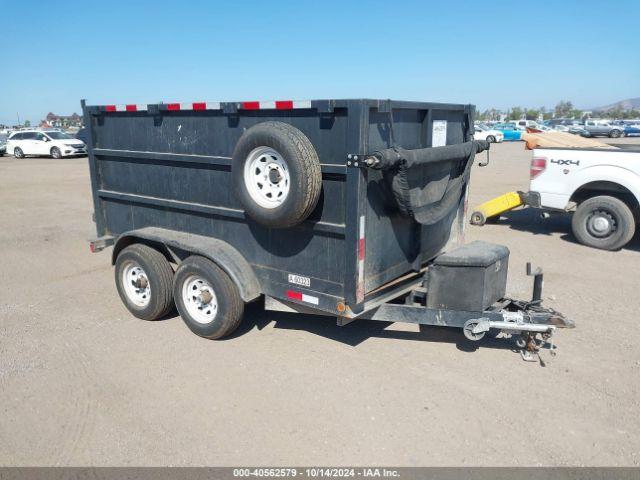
112, 227, 261, 302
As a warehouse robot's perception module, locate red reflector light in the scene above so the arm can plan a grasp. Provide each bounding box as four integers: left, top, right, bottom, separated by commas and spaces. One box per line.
105, 105, 116, 112
242, 101, 260, 110
286, 290, 303, 301
275, 100, 293, 110
530, 157, 547, 180
192, 102, 206, 110
125, 104, 137, 112
167, 103, 180, 111
358, 238, 365, 261
89, 242, 96, 253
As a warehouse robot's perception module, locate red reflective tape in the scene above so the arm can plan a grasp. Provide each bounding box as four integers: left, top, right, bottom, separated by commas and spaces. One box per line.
275, 100, 294, 110
242, 101, 260, 110
105, 105, 116, 112
358, 238, 365, 261
192, 102, 206, 110
125, 104, 137, 112
167, 103, 181, 111
286, 290, 303, 301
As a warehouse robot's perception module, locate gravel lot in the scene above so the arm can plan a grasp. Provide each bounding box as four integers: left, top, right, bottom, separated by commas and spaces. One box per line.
1, 138, 639, 466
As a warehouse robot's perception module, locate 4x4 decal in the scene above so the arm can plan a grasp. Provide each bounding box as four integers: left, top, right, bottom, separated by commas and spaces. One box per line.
551, 159, 580, 166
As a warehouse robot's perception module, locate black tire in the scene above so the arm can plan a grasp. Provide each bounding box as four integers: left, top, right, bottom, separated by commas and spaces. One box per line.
173, 256, 244, 339
486, 135, 496, 143
114, 244, 174, 320
571, 196, 635, 250
470, 211, 486, 226
609, 129, 622, 138
51, 147, 62, 159
14, 147, 24, 158
232, 121, 322, 228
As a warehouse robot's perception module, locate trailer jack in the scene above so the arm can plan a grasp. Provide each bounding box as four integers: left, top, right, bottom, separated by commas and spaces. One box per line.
464, 313, 557, 363
462, 263, 571, 363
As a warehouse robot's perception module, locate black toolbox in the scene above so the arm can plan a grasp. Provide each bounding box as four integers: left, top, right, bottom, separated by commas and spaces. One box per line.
426, 241, 509, 311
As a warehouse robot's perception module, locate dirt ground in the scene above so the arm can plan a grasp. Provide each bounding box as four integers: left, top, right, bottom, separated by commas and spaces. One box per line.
1, 138, 639, 467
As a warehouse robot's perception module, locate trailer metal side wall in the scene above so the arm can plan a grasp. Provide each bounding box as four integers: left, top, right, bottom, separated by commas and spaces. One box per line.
84, 99, 474, 315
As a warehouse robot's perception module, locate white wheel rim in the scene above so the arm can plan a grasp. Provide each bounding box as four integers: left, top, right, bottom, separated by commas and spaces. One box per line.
121, 261, 151, 307
243, 146, 290, 209
182, 275, 218, 324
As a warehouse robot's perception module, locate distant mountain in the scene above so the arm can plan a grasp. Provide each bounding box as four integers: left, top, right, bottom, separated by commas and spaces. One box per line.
591, 97, 640, 111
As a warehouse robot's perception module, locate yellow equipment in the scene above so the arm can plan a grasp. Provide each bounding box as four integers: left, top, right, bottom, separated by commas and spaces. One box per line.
470, 191, 524, 226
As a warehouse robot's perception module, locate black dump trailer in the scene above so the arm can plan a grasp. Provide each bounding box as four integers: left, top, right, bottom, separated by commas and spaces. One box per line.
83, 98, 572, 360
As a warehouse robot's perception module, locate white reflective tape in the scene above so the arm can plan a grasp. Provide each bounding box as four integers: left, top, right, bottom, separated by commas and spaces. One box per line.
301, 294, 319, 305
206, 102, 221, 110
358, 260, 364, 281
293, 100, 312, 109
359, 215, 365, 240
180, 103, 191, 110
260, 101, 276, 109
115, 104, 127, 112
136, 104, 147, 111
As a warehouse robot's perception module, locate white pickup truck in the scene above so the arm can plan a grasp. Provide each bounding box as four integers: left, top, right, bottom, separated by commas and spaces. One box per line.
529, 146, 640, 250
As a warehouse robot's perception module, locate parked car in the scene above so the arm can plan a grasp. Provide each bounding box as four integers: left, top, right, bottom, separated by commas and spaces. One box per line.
526, 125, 553, 133
6, 130, 87, 158
491, 123, 522, 141
0, 134, 7, 156
75, 127, 89, 144
623, 124, 640, 137
549, 119, 584, 128
474, 145, 640, 251
547, 118, 571, 127
473, 125, 504, 143
529, 145, 640, 250
509, 119, 539, 131
581, 119, 624, 138
568, 124, 587, 135
553, 125, 571, 132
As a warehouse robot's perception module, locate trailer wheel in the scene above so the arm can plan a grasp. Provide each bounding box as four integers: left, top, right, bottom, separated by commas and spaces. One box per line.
232, 121, 322, 228
463, 319, 486, 341
173, 256, 244, 339
114, 244, 174, 320
571, 196, 635, 250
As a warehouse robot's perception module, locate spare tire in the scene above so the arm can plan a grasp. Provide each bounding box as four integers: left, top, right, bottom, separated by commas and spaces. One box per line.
232, 122, 322, 228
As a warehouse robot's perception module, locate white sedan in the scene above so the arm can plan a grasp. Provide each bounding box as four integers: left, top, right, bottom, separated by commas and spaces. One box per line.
473, 125, 504, 143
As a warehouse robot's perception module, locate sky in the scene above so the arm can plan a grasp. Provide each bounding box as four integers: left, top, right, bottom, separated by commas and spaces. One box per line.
1, 0, 638, 125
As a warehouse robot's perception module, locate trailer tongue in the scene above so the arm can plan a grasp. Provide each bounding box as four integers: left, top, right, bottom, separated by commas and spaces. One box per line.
354, 260, 573, 363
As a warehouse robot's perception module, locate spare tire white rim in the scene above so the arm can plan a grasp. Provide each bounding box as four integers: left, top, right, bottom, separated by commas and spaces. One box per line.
182, 275, 218, 324
244, 146, 290, 209
122, 261, 151, 307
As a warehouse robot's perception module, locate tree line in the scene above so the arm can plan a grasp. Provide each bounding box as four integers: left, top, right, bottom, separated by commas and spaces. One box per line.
476, 100, 640, 121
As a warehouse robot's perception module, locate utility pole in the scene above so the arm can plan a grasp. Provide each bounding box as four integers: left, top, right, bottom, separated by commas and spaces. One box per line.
16, 112, 21, 127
